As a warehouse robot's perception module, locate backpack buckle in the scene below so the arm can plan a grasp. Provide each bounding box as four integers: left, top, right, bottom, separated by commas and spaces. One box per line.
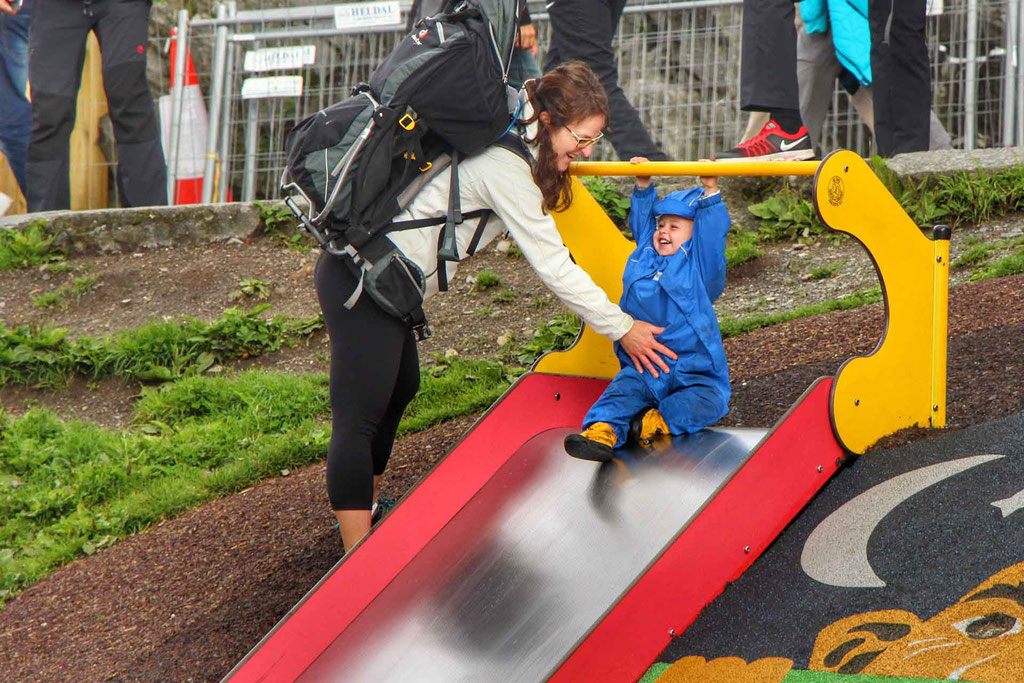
399, 113, 416, 131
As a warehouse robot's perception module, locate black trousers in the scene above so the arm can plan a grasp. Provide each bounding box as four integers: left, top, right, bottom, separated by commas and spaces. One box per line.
740, 0, 800, 112
543, 0, 665, 160
26, 0, 167, 211
869, 0, 930, 155
315, 252, 420, 511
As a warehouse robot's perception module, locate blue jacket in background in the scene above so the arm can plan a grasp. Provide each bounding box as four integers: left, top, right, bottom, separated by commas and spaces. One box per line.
801, 0, 871, 86
582, 184, 732, 442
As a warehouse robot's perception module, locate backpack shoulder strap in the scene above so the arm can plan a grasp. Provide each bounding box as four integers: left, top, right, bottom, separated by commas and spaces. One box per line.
491, 132, 533, 165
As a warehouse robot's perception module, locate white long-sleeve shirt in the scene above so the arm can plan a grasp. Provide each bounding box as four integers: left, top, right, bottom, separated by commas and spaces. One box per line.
387, 145, 634, 341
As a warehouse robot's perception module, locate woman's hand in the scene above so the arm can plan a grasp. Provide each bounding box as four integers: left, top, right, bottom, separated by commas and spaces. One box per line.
698, 158, 719, 194
619, 320, 677, 378
630, 156, 652, 190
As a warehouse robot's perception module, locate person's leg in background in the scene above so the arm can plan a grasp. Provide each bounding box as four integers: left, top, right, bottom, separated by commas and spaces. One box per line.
93, 0, 166, 207
716, 0, 813, 160
0, 0, 33, 197
869, 0, 930, 156
543, 0, 665, 160
796, 22, 843, 155
25, 0, 91, 212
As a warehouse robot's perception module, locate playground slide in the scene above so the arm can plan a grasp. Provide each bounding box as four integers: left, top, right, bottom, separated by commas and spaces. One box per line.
225, 373, 843, 682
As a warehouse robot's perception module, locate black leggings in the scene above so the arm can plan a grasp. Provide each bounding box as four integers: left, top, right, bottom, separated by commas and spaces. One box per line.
314, 252, 420, 510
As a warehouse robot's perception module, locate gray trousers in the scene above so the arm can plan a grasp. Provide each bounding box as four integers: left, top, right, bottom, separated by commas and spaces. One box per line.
26, 0, 167, 212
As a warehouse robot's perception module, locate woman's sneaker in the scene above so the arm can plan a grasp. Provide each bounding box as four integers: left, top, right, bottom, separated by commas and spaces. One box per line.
714, 119, 813, 161
564, 422, 617, 463
371, 497, 397, 525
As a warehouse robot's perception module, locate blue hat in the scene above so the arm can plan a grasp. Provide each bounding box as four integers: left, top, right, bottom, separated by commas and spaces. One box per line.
653, 187, 702, 220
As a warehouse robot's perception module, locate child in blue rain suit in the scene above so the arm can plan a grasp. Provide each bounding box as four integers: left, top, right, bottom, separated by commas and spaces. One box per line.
564, 159, 732, 463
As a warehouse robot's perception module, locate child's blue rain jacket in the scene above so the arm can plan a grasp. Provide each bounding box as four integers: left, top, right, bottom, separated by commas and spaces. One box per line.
583, 184, 732, 442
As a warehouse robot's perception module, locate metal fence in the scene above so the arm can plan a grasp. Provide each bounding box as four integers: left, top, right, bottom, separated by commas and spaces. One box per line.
151, 0, 1020, 205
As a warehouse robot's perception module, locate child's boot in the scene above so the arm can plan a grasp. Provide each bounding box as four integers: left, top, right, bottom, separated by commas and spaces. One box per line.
564, 422, 617, 463
629, 408, 670, 446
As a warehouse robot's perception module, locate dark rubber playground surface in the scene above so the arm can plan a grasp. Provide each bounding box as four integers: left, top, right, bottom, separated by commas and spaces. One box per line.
651, 411, 1024, 682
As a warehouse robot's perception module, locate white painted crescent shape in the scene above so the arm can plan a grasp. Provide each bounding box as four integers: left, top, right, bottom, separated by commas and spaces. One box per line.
801, 454, 1005, 588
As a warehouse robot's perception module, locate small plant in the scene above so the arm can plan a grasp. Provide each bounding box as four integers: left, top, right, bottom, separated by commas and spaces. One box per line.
30, 276, 97, 309
807, 262, 842, 280
256, 200, 306, 251
582, 177, 631, 227
0, 221, 65, 271
530, 295, 550, 309
473, 268, 501, 291
748, 189, 826, 242
505, 243, 523, 259
513, 314, 581, 365
493, 289, 517, 304
233, 277, 272, 300
31, 290, 64, 310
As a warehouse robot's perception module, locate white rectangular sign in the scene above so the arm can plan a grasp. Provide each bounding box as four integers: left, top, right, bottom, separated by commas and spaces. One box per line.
244, 45, 316, 73
334, 1, 402, 30
241, 75, 304, 100
926, 0, 944, 15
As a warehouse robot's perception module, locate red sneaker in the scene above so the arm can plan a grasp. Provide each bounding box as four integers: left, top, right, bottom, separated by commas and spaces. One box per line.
715, 119, 814, 161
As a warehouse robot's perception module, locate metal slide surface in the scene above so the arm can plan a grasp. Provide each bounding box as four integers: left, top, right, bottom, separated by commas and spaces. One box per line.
299, 427, 765, 682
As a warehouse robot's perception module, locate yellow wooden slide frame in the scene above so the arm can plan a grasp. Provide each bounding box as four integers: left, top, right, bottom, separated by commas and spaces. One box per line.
539, 153, 948, 455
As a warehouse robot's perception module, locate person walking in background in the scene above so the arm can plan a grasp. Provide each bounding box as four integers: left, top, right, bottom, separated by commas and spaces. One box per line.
868, 0, 932, 155
506, 0, 540, 90
715, 0, 814, 161
543, 0, 666, 161
0, 0, 32, 206
26, 0, 166, 212
797, 0, 951, 156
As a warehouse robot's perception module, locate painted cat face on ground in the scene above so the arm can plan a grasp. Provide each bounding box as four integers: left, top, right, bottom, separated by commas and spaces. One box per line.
809, 561, 1024, 681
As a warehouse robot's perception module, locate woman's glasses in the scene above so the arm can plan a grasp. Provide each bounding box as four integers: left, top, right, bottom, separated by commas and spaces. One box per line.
565, 126, 604, 150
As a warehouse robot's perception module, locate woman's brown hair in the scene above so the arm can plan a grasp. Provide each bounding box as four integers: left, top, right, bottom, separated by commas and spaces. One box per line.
522, 62, 609, 212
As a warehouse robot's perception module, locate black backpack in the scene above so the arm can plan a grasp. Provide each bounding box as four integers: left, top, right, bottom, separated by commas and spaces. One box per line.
281, 0, 528, 341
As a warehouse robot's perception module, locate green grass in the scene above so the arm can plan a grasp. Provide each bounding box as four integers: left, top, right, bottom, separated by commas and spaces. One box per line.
953, 242, 996, 269
0, 306, 323, 388
718, 287, 883, 339
0, 353, 525, 604
970, 245, 1024, 281
725, 229, 762, 270
807, 262, 842, 280
31, 276, 98, 310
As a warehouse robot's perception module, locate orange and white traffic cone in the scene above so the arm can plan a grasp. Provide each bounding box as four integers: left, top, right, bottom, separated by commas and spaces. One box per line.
160, 28, 228, 204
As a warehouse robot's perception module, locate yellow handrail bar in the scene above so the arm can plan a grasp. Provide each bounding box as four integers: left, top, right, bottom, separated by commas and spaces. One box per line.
569, 160, 821, 177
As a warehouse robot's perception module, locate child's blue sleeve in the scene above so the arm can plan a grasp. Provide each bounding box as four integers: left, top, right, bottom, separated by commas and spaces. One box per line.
628, 183, 658, 245
693, 192, 731, 302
